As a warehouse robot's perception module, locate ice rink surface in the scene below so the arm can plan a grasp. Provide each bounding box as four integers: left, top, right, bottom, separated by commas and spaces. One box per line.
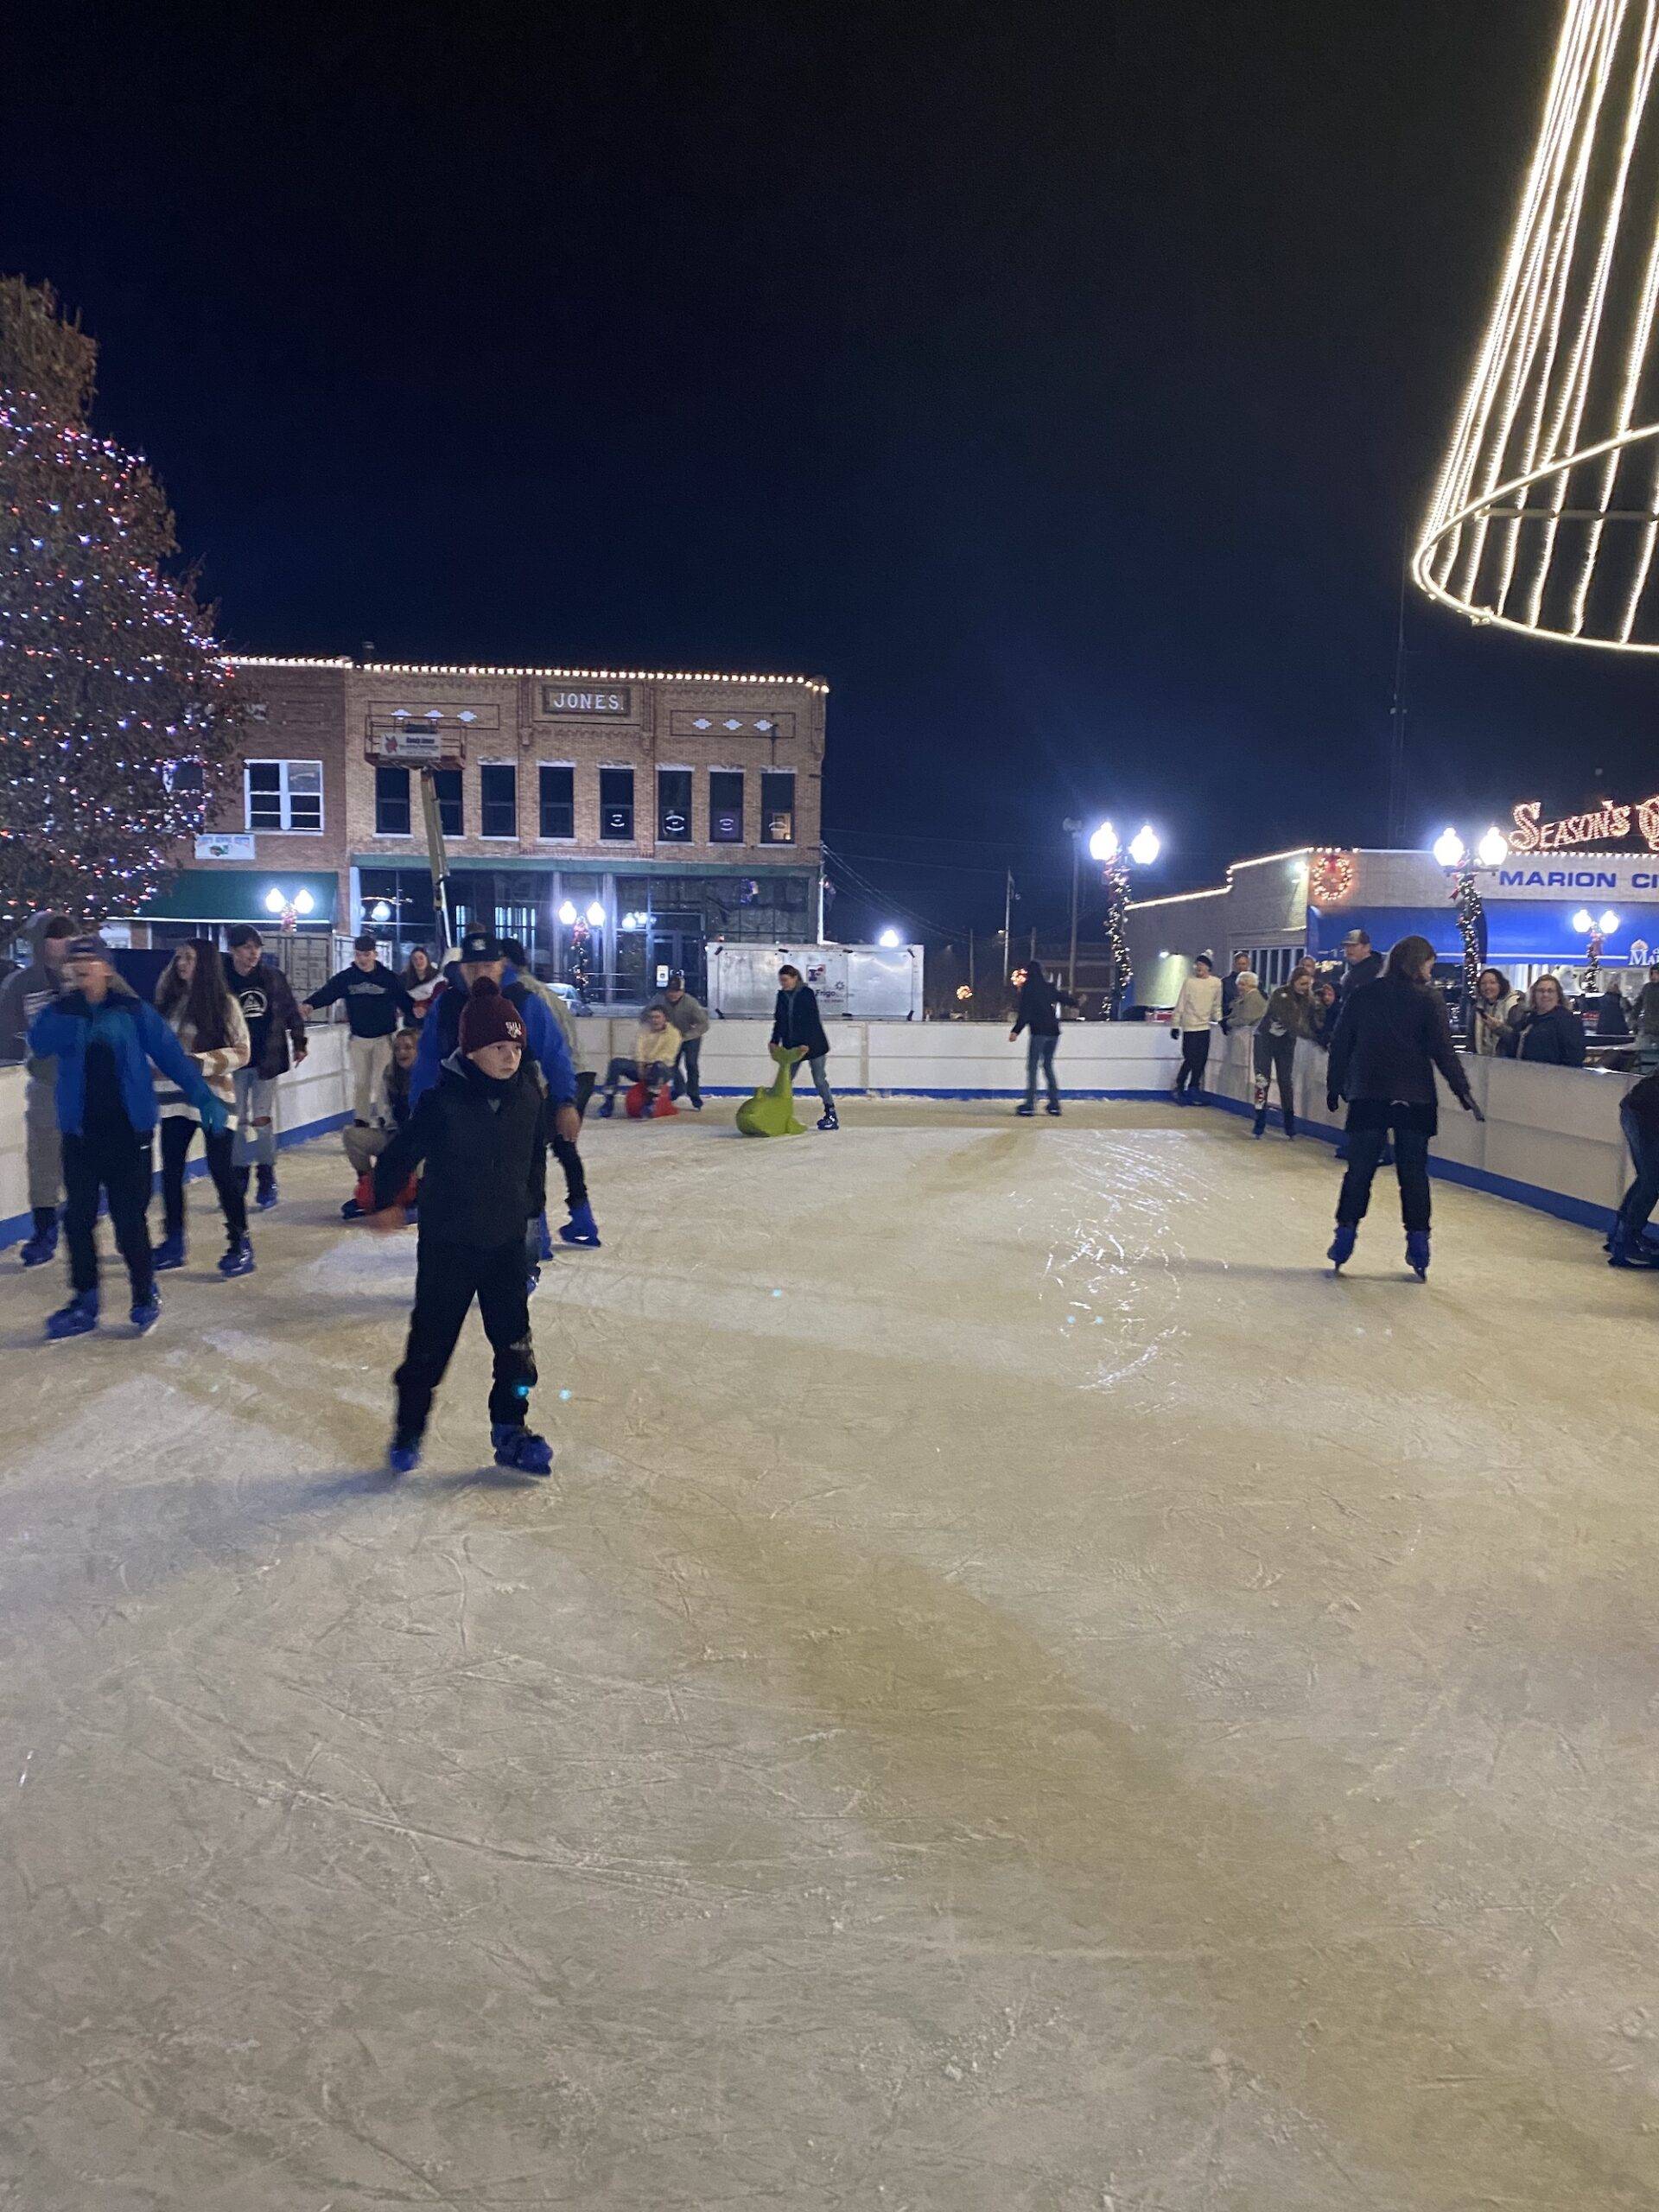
3, 1097, 1657, 2210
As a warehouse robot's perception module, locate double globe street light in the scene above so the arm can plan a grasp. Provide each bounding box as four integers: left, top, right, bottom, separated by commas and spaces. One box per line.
1432, 825, 1510, 1002
1088, 819, 1161, 1020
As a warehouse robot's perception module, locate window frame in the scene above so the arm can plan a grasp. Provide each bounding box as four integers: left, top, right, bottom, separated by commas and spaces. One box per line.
599, 766, 635, 843
760, 769, 796, 847
244, 757, 324, 836
537, 762, 576, 842
479, 760, 518, 842
709, 768, 745, 845
433, 767, 464, 840
656, 766, 694, 844
373, 763, 412, 838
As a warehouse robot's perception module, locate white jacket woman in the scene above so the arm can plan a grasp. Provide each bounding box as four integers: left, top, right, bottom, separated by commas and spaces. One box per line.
1467, 968, 1519, 1058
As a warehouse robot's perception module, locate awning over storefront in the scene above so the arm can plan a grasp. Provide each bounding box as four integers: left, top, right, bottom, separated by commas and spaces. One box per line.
1310, 900, 1659, 963
124, 869, 339, 925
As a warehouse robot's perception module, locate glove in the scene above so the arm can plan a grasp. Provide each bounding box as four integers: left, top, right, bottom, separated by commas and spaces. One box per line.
1325, 1092, 1340, 1116
200, 1096, 230, 1135
1462, 1096, 1485, 1122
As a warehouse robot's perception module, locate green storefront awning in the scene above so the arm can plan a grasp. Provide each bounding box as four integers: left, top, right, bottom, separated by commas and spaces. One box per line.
127, 869, 339, 925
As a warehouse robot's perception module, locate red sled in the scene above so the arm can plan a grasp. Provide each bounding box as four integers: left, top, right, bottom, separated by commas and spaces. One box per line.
356, 1168, 418, 1213
624, 1082, 678, 1120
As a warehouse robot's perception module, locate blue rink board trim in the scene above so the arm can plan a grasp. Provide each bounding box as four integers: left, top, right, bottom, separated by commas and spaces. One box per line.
0, 1109, 351, 1252
1201, 1090, 1612, 1232
702, 1085, 1171, 1101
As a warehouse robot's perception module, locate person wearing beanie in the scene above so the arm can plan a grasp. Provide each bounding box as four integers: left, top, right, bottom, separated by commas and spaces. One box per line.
27, 936, 226, 1338
367, 977, 556, 1477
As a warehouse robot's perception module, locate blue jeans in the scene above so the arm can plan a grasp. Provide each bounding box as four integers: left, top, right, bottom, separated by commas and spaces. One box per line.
1617, 1105, 1659, 1237
1025, 1034, 1058, 1105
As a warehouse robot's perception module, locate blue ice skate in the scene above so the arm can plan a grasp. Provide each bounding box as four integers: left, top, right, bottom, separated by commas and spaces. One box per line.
46, 1288, 99, 1339
492, 1423, 553, 1476
1327, 1224, 1356, 1273
152, 1230, 186, 1272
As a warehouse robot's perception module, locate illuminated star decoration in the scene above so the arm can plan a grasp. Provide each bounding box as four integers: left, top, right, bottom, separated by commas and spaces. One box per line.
1415, 0, 1659, 650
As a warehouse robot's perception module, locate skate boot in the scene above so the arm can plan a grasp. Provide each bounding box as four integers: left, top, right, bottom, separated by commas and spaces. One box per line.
152, 1230, 187, 1272
1015, 1102, 1036, 1117
387, 1431, 422, 1476
492, 1422, 553, 1476
1045, 1100, 1062, 1117
1608, 1225, 1659, 1267
255, 1166, 279, 1211
45, 1288, 99, 1339
19, 1211, 58, 1267
817, 1109, 840, 1131
1406, 1230, 1431, 1281
340, 1197, 365, 1220
558, 1200, 601, 1248
526, 1264, 542, 1298
595, 1094, 615, 1119
1252, 1109, 1267, 1138
1327, 1224, 1356, 1273
217, 1236, 255, 1279
130, 1290, 162, 1335
1284, 1116, 1297, 1141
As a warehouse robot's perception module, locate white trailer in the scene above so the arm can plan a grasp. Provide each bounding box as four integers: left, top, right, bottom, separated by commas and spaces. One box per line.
707, 941, 924, 1022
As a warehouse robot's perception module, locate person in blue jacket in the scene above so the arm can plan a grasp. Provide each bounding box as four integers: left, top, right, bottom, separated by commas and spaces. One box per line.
409, 930, 579, 1290
28, 935, 226, 1339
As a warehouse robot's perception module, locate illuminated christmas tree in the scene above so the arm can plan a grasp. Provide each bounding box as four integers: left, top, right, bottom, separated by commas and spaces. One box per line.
0, 276, 243, 931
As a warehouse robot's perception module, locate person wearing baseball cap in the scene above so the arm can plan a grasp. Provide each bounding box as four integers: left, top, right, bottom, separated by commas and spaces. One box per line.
366, 977, 555, 1478
299, 933, 416, 1130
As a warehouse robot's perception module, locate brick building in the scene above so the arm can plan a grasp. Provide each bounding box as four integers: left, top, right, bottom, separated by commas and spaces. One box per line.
120, 656, 828, 997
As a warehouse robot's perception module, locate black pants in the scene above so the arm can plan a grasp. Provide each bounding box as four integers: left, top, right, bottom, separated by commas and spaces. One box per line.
550, 1071, 595, 1212
671, 1036, 702, 1106
1253, 1032, 1296, 1131
1175, 1031, 1211, 1096
394, 1236, 536, 1440
63, 1124, 155, 1301
1336, 1103, 1433, 1233
159, 1116, 247, 1243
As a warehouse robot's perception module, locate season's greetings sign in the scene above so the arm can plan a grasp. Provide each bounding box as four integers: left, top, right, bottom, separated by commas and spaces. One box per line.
1510, 796, 1659, 853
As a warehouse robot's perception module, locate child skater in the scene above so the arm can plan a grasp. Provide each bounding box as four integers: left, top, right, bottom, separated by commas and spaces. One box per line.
367, 976, 554, 1477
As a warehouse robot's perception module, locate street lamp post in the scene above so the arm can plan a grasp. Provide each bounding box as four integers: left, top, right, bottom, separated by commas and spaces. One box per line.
1572, 906, 1619, 994
1063, 818, 1084, 998
1433, 826, 1510, 1007
1090, 821, 1161, 1019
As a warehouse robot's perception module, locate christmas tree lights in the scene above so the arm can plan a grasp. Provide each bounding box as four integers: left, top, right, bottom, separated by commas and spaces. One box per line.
0, 278, 244, 932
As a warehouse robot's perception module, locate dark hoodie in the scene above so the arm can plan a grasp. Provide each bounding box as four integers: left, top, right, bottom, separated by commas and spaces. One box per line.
0, 914, 73, 1069
1011, 964, 1079, 1039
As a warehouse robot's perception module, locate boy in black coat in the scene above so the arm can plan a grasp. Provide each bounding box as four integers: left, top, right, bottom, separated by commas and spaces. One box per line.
369, 978, 553, 1477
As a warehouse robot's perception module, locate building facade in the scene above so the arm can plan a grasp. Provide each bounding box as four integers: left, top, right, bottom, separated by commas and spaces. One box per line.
119, 657, 828, 997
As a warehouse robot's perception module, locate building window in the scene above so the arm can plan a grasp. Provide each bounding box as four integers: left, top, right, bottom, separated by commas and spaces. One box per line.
709, 770, 744, 843
480, 762, 517, 839
657, 767, 692, 842
434, 768, 463, 838
164, 759, 205, 796
245, 759, 322, 835
600, 767, 634, 841
538, 764, 575, 840
374, 765, 411, 836
760, 771, 795, 845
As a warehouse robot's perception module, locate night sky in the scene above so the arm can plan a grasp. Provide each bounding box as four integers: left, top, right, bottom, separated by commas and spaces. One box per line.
9, 2, 1655, 944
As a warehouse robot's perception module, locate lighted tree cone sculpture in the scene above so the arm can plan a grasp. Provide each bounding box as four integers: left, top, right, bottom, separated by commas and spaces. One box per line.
1415, 0, 1659, 651
736, 1046, 807, 1137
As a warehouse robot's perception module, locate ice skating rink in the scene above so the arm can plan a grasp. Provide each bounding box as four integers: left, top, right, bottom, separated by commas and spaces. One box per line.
3, 1098, 1657, 2210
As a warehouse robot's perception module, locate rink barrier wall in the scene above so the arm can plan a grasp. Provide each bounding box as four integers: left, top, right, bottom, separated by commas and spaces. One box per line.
0, 1028, 353, 1251
1201, 1031, 1630, 1232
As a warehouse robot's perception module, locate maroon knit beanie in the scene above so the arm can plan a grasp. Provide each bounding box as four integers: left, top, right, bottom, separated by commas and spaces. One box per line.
459, 976, 525, 1054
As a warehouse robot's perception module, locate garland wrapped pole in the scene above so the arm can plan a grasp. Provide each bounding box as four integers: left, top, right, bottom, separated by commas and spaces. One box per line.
1104, 856, 1131, 1020
1453, 863, 1484, 1002
0, 277, 243, 932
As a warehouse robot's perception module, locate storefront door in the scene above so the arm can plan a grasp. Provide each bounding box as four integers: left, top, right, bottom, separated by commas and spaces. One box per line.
647, 913, 705, 996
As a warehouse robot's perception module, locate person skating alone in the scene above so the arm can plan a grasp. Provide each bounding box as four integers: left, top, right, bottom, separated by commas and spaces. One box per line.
340, 1027, 421, 1215
772, 963, 838, 1128
1608, 1064, 1659, 1267
28, 936, 226, 1337
1171, 955, 1224, 1103
223, 926, 308, 1211
1253, 969, 1312, 1137
1009, 959, 1079, 1116
0, 913, 77, 1264
153, 941, 254, 1277
597, 1006, 680, 1116
1325, 933, 1480, 1280
301, 933, 414, 1129
368, 978, 554, 1477
410, 931, 580, 1287
649, 971, 710, 1110
500, 939, 600, 1249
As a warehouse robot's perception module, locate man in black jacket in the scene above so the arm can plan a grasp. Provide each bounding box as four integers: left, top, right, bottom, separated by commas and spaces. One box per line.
1325, 933, 1478, 1278
224, 926, 308, 1211
1009, 960, 1080, 1116
301, 934, 414, 1128
772, 964, 838, 1130
369, 979, 552, 1478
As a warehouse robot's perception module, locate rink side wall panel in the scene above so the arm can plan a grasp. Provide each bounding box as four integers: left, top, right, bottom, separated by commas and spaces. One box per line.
0, 1028, 353, 1248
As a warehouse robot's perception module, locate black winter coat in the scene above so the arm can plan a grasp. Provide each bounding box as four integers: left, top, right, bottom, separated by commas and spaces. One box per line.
772, 984, 830, 1060
1011, 970, 1078, 1039
1336, 950, 1384, 1004
1504, 1005, 1587, 1066
1327, 976, 1473, 1115
372, 1055, 547, 1245
224, 957, 307, 1079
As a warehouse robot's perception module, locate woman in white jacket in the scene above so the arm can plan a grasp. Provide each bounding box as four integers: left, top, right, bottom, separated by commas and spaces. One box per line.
1467, 966, 1519, 1058
153, 940, 253, 1276
1172, 955, 1224, 1103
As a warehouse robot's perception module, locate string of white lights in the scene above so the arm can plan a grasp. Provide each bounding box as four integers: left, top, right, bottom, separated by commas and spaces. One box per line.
1415, 0, 1659, 650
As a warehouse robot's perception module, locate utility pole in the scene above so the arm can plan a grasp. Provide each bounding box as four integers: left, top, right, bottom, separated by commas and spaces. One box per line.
1063, 818, 1083, 995
968, 929, 976, 992
1388, 563, 1409, 846
1003, 870, 1014, 981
